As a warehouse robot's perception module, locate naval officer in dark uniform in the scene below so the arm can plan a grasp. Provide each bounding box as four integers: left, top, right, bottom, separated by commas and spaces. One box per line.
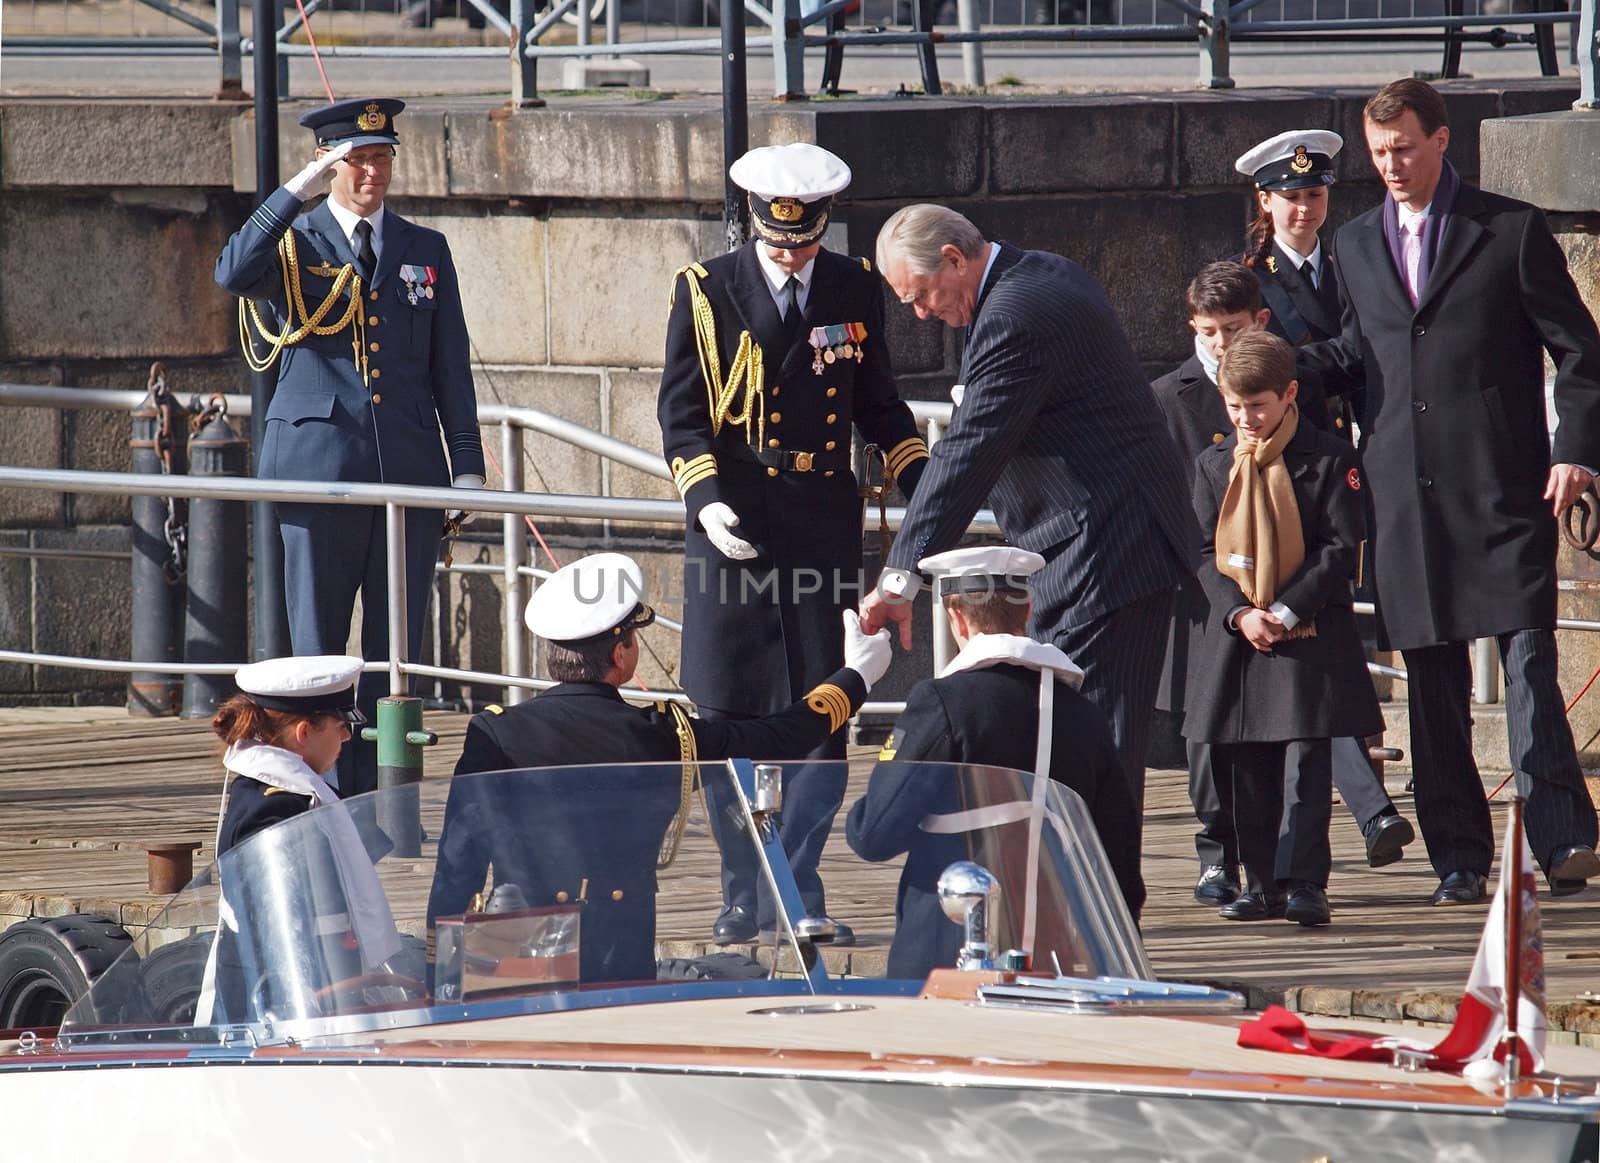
216, 97, 484, 798
847, 547, 1143, 980
658, 143, 929, 945
428, 553, 893, 984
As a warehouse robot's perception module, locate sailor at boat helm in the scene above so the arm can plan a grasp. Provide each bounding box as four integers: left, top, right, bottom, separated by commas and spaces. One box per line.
847, 546, 1144, 980
428, 552, 893, 984
197, 656, 406, 1025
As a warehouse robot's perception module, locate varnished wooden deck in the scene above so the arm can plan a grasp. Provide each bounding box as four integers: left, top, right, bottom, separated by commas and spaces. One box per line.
1, 706, 1597, 1033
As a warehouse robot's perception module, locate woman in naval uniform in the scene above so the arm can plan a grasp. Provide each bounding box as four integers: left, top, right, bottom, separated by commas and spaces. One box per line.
195, 656, 405, 1024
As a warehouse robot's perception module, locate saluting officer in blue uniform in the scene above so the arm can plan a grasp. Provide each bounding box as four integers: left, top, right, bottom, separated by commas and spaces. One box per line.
215, 98, 484, 797
427, 553, 892, 984
657, 143, 930, 946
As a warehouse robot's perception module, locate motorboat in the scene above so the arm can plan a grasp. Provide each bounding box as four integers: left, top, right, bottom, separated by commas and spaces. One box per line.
0, 758, 1596, 1161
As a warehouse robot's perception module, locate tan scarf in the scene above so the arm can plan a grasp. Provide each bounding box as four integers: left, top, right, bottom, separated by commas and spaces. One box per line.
1215, 403, 1316, 639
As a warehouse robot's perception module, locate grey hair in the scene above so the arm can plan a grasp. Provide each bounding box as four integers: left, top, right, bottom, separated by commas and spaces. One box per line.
875, 204, 987, 276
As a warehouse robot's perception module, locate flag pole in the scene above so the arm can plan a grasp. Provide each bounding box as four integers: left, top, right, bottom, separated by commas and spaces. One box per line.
1502, 795, 1525, 1093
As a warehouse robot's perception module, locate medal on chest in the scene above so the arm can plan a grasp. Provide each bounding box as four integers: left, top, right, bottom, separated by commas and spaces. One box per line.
808, 322, 867, 374
398, 263, 438, 306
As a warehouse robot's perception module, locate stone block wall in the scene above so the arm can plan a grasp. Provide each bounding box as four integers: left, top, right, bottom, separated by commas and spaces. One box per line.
0, 81, 1585, 718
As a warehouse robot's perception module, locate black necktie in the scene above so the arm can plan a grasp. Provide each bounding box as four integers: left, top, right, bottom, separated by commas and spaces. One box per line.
779, 276, 800, 322
354, 219, 377, 282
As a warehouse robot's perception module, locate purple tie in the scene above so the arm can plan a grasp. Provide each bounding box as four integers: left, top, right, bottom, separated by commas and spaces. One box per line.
1402, 220, 1422, 306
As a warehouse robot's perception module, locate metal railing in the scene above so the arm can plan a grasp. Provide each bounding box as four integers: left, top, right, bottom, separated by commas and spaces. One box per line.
3, 0, 1589, 101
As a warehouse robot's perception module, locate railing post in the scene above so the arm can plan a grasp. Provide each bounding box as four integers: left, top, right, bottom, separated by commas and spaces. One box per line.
1576, 0, 1599, 108
1473, 636, 1501, 705
1197, 0, 1233, 89
926, 419, 957, 676
511, 0, 544, 108
367, 500, 428, 858
772, 0, 806, 100
181, 400, 250, 719
502, 423, 530, 706
216, 0, 244, 98
957, 0, 984, 89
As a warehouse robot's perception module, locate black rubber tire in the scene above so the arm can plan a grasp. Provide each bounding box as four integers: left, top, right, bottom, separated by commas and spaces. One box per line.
0, 914, 133, 1030
138, 932, 213, 1025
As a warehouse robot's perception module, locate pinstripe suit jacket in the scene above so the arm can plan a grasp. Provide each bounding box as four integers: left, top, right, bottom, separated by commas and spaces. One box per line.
887, 245, 1198, 636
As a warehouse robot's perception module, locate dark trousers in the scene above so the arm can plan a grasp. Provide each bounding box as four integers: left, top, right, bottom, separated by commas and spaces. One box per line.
1216, 738, 1332, 893
699, 709, 847, 924
1190, 734, 1393, 870
1403, 630, 1598, 878
1052, 586, 1173, 852
278, 501, 442, 797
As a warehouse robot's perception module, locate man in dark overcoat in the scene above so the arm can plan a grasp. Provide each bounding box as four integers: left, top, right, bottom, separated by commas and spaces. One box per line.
862, 203, 1199, 856
1303, 78, 1600, 903
429, 553, 891, 983
847, 547, 1143, 980
215, 97, 484, 797
657, 144, 929, 945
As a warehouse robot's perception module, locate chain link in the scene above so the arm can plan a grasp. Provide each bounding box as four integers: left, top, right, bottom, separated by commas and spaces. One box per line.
147, 363, 188, 585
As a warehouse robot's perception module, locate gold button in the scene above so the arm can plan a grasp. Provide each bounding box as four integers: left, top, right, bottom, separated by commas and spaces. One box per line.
369, 291, 379, 301
825, 440, 836, 451
768, 439, 780, 449
371, 368, 382, 379
826, 387, 837, 398
367, 315, 379, 326
611, 889, 624, 901
824, 470, 835, 477
1212, 432, 1224, 444
372, 393, 383, 404
556, 890, 569, 903
771, 386, 781, 397
826, 413, 837, 424
767, 467, 778, 478
369, 342, 380, 353
770, 412, 781, 423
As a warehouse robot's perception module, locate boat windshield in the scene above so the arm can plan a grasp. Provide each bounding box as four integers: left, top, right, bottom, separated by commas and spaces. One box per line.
58, 759, 1147, 1041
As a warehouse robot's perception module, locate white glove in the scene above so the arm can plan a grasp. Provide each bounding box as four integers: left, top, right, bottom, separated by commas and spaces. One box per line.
697, 501, 757, 561
448, 473, 485, 523
284, 140, 354, 199
842, 609, 893, 692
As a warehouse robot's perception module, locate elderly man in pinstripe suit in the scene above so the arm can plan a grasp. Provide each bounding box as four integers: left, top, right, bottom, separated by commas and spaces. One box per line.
862, 204, 1199, 849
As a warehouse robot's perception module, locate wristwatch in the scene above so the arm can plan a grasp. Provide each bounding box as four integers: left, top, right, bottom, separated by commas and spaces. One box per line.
878, 568, 922, 602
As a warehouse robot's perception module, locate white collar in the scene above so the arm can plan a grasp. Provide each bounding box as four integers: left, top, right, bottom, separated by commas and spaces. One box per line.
223, 739, 339, 804
938, 632, 1084, 689
1397, 201, 1432, 234
974, 241, 1000, 299
1273, 237, 1322, 273
325, 197, 386, 248
755, 245, 816, 296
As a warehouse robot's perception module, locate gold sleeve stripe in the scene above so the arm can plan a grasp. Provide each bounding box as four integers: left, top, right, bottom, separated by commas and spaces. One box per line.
805, 683, 853, 733
671, 453, 718, 497
886, 437, 930, 477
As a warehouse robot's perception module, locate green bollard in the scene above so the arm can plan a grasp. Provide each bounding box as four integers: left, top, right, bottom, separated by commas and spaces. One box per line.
361, 696, 437, 858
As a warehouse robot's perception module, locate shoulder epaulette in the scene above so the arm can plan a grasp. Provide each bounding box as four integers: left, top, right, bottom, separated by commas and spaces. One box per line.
262, 786, 289, 796
859, 257, 873, 273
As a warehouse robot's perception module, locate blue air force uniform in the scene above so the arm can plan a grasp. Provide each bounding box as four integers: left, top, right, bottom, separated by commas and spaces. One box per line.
214, 98, 483, 796
657, 144, 929, 932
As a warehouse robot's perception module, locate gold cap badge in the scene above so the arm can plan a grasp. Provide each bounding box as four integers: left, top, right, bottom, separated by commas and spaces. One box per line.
357, 103, 388, 132
769, 197, 805, 224
1290, 145, 1312, 174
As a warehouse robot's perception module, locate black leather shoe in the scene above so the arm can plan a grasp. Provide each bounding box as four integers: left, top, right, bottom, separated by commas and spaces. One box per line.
1363, 813, 1415, 868
1430, 870, 1488, 906
759, 917, 858, 947
1284, 884, 1332, 926
1194, 864, 1241, 905
1547, 845, 1600, 896
1218, 891, 1286, 921
712, 905, 758, 945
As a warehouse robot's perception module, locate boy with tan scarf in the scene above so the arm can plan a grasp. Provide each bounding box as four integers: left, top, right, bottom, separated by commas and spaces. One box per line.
1184, 331, 1383, 927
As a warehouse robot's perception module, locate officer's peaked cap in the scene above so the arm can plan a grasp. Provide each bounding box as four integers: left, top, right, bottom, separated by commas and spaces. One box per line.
919, 545, 1046, 597
526, 553, 656, 643
1234, 129, 1342, 192
299, 97, 405, 152
730, 143, 851, 249
235, 654, 366, 723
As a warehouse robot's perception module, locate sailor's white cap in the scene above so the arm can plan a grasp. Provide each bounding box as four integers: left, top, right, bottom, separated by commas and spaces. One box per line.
918, 545, 1046, 597
730, 144, 851, 249
525, 552, 657, 643
235, 654, 365, 723
1233, 129, 1343, 191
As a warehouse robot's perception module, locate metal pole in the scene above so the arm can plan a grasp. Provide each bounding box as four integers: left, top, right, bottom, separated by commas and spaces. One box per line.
910, 0, 942, 96
1473, 636, 1500, 705
772, 0, 806, 99
386, 501, 408, 698
1576, 0, 1599, 108
510, 0, 544, 108
722, 0, 750, 252
606, 0, 620, 54
217, 0, 244, 97
577, 0, 591, 48
1198, 0, 1233, 88
181, 406, 251, 718
926, 418, 957, 675
251, 0, 289, 661
957, 0, 984, 88
1502, 795, 1525, 1091
129, 372, 189, 716
502, 423, 529, 706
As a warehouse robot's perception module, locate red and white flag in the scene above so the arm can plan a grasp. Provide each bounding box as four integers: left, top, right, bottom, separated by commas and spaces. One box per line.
1426, 811, 1546, 1074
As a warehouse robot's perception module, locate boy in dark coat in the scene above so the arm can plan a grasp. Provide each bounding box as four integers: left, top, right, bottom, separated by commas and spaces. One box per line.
846, 546, 1144, 980
1185, 331, 1383, 926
